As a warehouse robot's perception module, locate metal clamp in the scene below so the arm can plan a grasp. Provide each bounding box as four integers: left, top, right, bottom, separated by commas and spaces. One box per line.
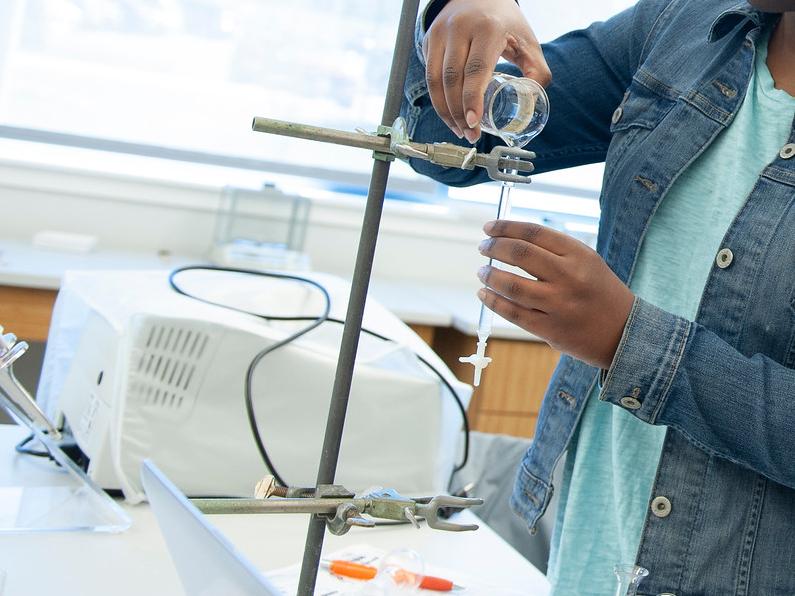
327, 501, 376, 534
251, 116, 536, 184
374, 124, 397, 163
192, 477, 484, 536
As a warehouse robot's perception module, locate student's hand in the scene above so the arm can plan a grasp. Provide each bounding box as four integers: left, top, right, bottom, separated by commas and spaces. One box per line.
477, 221, 634, 370
423, 0, 551, 143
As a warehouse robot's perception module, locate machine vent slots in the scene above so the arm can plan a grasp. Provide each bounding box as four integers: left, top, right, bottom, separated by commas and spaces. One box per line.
128, 322, 212, 420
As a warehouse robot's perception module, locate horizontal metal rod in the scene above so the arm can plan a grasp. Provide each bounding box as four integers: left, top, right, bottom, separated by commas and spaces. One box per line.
191, 497, 356, 515
252, 117, 391, 152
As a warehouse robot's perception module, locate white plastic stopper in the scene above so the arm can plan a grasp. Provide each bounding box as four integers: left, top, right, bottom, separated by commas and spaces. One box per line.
459, 338, 492, 386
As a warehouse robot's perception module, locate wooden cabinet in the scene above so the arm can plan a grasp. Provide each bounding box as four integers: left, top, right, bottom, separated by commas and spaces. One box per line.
0, 285, 57, 342
409, 325, 559, 438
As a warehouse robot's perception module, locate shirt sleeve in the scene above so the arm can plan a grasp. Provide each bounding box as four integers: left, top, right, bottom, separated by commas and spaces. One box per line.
599, 297, 795, 490
400, 0, 677, 186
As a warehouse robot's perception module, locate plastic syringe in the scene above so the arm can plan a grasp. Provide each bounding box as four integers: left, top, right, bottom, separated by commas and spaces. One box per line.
459, 176, 514, 386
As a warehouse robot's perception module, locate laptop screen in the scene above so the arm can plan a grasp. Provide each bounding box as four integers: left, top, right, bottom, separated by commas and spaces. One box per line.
141, 460, 279, 596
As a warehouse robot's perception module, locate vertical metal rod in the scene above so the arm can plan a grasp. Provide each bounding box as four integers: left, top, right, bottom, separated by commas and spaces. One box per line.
296, 0, 421, 593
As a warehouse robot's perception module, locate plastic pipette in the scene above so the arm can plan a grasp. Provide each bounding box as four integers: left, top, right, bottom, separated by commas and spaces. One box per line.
459, 175, 515, 386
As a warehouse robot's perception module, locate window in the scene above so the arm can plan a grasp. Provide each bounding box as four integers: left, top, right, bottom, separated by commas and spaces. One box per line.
0, 1, 418, 181
0, 0, 635, 200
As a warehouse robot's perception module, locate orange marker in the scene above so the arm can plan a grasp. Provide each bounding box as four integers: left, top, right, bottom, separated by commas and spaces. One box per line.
320, 559, 464, 591
321, 559, 377, 580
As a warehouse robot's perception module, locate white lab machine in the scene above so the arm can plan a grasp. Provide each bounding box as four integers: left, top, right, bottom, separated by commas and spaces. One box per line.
37, 270, 471, 503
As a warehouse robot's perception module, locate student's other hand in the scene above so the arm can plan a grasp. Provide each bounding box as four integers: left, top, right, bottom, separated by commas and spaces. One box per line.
423, 0, 551, 143
477, 221, 634, 370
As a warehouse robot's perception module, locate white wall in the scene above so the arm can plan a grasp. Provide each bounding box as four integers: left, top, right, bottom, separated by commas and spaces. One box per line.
0, 0, 24, 91
0, 154, 491, 287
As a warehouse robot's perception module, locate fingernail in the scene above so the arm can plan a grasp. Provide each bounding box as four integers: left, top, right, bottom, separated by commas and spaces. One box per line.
478, 239, 490, 253
464, 129, 479, 144
477, 265, 490, 281
466, 110, 479, 128
483, 221, 495, 234
477, 288, 487, 300
451, 127, 464, 140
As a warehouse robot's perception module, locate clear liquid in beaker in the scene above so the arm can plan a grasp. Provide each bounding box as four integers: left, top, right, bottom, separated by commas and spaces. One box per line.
482, 73, 550, 148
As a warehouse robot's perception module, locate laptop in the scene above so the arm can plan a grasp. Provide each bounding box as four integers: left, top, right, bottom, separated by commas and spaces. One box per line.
141, 460, 280, 596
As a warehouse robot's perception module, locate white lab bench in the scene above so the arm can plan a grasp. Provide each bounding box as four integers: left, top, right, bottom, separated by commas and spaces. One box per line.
0, 241, 559, 438
0, 425, 550, 596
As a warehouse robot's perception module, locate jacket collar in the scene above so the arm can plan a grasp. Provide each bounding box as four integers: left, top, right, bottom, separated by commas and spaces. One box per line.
708, 2, 767, 42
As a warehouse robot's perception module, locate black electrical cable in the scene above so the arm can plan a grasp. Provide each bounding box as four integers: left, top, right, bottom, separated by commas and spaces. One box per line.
168, 265, 470, 490
323, 316, 470, 476
170, 265, 331, 488
15, 433, 53, 459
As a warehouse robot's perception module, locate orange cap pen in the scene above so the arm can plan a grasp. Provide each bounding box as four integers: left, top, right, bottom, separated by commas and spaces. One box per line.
321, 559, 463, 591
321, 559, 377, 580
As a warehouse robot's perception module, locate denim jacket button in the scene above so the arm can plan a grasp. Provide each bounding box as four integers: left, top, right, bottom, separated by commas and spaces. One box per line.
620, 396, 641, 410
611, 106, 623, 125
780, 143, 795, 159
716, 248, 734, 269
651, 496, 672, 518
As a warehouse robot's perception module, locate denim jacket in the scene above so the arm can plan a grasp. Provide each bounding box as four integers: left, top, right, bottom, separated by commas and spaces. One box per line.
403, 1, 795, 594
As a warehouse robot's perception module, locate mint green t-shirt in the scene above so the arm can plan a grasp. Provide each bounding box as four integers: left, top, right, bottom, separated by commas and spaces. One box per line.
547, 32, 795, 594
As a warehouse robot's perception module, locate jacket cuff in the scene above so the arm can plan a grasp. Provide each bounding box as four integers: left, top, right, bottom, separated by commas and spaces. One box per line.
414, 3, 431, 66
598, 297, 691, 424
402, 1, 438, 136
422, 0, 450, 33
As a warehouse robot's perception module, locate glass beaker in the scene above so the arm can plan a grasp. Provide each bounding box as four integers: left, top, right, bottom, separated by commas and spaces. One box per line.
481, 73, 550, 148
613, 564, 649, 596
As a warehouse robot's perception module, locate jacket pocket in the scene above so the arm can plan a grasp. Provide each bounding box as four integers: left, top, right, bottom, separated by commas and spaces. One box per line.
601, 74, 677, 199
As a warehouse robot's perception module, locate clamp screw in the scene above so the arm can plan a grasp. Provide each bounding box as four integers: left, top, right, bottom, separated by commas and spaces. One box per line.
255, 475, 287, 498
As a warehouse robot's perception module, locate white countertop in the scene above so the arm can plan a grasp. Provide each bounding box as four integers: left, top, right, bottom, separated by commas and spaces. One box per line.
0, 425, 549, 595
0, 240, 540, 342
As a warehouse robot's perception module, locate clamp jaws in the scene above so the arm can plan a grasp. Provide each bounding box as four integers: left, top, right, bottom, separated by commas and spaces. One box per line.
482, 146, 536, 184
399, 141, 535, 184
360, 487, 483, 533
414, 495, 484, 532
